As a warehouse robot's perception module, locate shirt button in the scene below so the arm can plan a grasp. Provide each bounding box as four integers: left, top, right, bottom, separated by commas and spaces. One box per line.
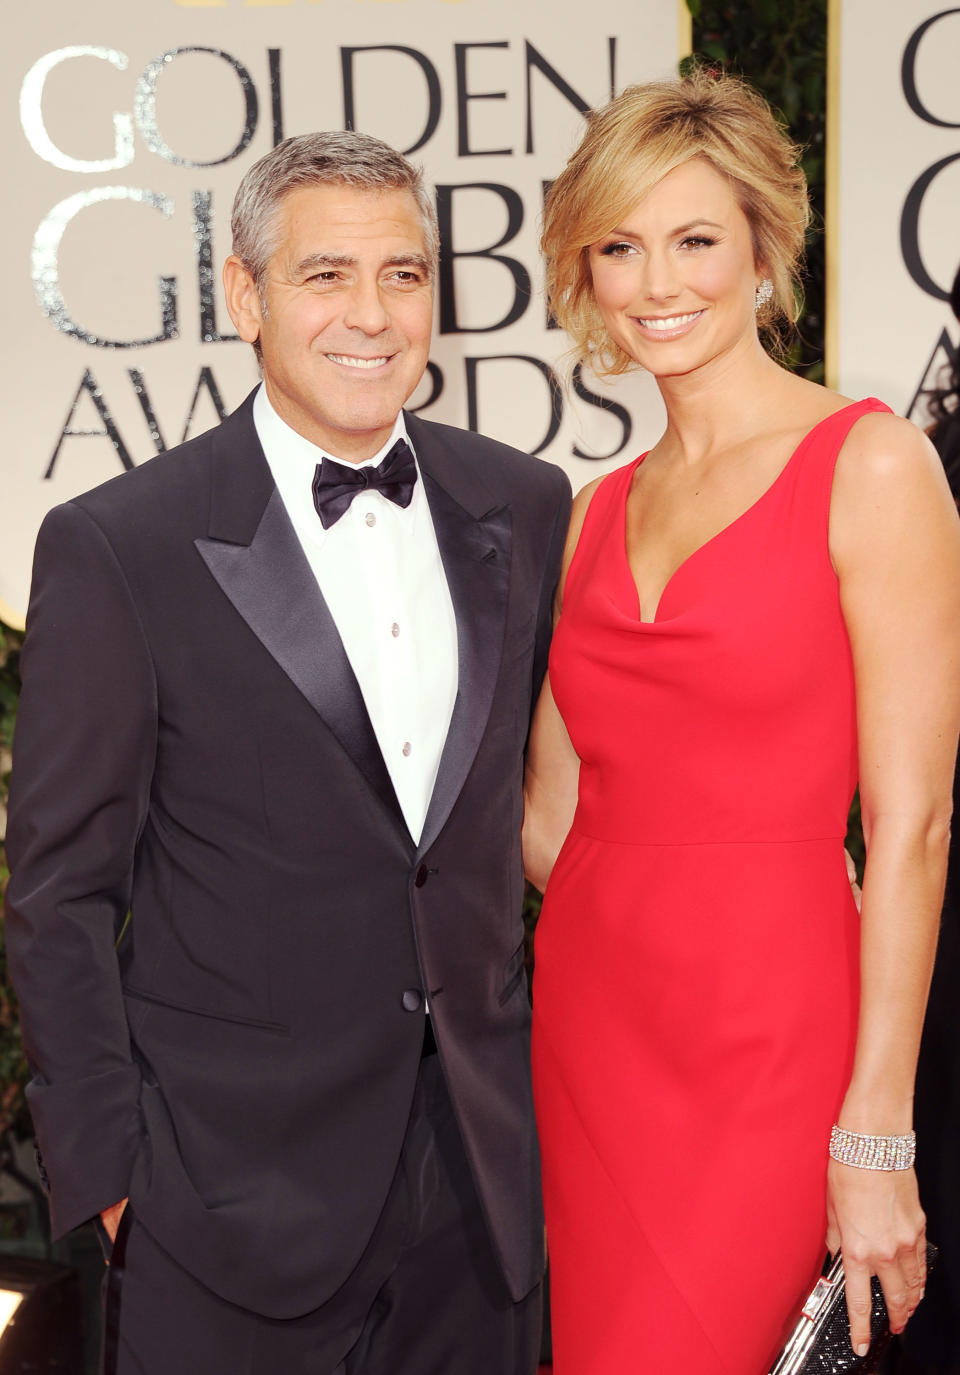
391, 623, 400, 638
401, 742, 412, 757
364, 512, 376, 527
402, 989, 423, 1012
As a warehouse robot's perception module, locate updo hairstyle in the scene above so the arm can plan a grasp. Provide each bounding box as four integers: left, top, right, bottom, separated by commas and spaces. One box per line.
542, 69, 810, 375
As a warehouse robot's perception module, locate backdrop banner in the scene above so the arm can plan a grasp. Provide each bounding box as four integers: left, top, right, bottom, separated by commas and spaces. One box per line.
1, 0, 686, 627
829, 1, 959, 423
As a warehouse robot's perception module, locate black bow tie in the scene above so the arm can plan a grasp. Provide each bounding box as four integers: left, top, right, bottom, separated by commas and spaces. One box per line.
311, 438, 418, 530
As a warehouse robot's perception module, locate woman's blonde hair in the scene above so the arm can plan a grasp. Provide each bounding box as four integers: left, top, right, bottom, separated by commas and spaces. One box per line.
542, 69, 810, 374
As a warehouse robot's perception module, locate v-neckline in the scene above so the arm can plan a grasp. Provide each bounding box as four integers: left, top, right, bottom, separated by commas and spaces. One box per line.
622, 401, 865, 625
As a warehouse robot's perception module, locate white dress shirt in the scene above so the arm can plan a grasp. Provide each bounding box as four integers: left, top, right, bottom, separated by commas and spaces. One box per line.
254, 385, 458, 844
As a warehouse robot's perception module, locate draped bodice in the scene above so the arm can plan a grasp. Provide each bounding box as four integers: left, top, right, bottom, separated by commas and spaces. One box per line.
549, 400, 890, 847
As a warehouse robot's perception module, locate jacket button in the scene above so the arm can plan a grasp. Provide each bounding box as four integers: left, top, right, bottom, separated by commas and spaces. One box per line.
402, 989, 423, 1012
414, 864, 430, 887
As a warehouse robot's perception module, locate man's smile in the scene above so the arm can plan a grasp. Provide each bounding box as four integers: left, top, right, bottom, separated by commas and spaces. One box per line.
325, 353, 393, 369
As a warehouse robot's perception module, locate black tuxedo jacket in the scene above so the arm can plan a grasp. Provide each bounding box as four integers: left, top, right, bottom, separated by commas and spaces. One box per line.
5, 393, 571, 1318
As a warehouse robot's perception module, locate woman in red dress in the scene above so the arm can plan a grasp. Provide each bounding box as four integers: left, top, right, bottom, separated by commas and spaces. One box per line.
523, 72, 960, 1373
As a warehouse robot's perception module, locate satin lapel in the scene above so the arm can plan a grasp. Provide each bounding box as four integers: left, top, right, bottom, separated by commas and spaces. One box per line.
412, 423, 512, 858
195, 400, 403, 825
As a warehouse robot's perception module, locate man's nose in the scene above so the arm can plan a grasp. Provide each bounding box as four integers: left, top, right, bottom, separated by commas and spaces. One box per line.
342, 278, 390, 333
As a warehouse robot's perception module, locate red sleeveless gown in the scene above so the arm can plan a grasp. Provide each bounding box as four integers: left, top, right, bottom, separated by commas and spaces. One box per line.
532, 400, 890, 1373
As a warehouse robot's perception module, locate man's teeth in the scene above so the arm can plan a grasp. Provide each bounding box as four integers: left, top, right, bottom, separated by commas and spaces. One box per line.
638, 312, 702, 331
327, 354, 389, 368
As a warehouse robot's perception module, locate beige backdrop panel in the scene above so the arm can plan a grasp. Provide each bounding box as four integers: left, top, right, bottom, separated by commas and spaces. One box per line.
829, 0, 959, 418
1, 0, 687, 627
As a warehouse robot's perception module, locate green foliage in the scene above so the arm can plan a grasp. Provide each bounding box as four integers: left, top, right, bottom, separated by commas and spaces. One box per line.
0, 622, 29, 1136
0, 625, 18, 761
683, 0, 828, 381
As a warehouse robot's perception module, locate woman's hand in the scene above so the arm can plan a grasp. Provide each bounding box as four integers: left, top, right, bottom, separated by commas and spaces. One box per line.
826, 1160, 926, 1355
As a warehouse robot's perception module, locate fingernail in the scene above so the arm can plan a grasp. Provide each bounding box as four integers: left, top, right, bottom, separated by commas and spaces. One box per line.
857, 1344, 869, 1357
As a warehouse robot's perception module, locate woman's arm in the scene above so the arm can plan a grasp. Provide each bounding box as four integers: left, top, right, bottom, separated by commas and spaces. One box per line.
522, 477, 604, 893
523, 672, 580, 893
828, 411, 960, 1355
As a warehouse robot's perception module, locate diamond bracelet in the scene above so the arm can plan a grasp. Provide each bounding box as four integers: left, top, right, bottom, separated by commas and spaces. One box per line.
829, 1124, 916, 1171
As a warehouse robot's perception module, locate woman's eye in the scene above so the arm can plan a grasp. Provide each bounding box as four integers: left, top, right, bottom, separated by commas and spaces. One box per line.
680, 236, 716, 250
599, 241, 636, 258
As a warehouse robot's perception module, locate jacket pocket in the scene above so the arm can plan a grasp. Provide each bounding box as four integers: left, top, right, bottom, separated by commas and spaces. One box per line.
123, 985, 290, 1035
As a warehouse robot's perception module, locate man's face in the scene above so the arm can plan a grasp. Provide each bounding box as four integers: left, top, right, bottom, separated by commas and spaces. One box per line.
225, 183, 434, 462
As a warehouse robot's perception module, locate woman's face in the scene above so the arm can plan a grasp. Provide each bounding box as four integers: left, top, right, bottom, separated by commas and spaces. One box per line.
587, 157, 764, 379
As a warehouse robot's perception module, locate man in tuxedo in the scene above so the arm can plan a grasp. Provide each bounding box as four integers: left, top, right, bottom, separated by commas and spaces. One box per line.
4, 131, 570, 1375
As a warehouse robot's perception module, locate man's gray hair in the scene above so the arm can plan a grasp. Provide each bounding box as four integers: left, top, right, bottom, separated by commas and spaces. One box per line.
231, 131, 440, 289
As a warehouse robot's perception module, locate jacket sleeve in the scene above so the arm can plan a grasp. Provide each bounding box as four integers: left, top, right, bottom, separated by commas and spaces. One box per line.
4, 500, 157, 1238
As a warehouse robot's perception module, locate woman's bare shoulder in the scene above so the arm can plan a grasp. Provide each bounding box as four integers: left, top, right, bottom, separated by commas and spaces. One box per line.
773, 378, 936, 487
569, 472, 607, 526
835, 408, 944, 490
830, 407, 958, 576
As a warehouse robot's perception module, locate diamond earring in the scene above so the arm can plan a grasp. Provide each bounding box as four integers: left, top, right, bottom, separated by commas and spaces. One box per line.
755, 278, 774, 310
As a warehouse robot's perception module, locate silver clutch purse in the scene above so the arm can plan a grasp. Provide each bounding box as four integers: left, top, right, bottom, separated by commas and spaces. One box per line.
769, 1243, 937, 1375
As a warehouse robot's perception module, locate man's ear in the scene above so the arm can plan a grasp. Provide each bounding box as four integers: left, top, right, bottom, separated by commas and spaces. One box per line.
223, 256, 263, 345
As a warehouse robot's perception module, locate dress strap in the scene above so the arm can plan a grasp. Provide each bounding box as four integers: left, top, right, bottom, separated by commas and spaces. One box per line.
563, 459, 641, 606
786, 397, 893, 533
817, 396, 892, 450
